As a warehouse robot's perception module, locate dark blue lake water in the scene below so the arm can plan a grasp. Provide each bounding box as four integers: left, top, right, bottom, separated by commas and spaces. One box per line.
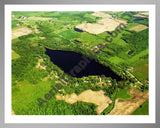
74, 28, 83, 32
45, 48, 122, 81
133, 19, 144, 21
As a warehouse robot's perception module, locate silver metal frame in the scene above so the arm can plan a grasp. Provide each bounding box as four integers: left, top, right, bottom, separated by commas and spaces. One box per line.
0, 0, 159, 127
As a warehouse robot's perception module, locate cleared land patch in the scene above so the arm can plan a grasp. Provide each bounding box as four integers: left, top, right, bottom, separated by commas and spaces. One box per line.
133, 14, 148, 18
91, 11, 112, 18
36, 58, 46, 70
129, 25, 148, 32
76, 17, 127, 34
12, 27, 33, 39
97, 18, 127, 26
139, 12, 149, 16
56, 89, 112, 115
76, 23, 109, 34
108, 89, 148, 115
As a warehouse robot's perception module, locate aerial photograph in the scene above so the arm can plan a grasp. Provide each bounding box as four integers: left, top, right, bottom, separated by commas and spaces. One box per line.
11, 11, 149, 115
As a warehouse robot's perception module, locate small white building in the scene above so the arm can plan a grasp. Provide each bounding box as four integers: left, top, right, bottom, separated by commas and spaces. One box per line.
16, 24, 20, 26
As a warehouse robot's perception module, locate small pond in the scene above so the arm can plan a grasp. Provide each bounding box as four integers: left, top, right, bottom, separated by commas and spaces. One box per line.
74, 40, 82, 43
74, 28, 83, 32
133, 19, 144, 21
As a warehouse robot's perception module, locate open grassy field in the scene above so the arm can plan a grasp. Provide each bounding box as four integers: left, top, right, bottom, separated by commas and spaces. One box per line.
132, 58, 149, 84
76, 32, 106, 46
108, 56, 124, 64
116, 88, 133, 99
59, 29, 80, 40
125, 49, 148, 65
126, 23, 140, 29
131, 99, 149, 115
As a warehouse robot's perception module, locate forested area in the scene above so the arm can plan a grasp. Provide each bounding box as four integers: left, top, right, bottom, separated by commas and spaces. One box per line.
121, 29, 148, 54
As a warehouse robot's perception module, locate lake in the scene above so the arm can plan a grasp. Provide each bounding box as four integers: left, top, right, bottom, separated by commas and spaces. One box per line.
45, 48, 122, 81
133, 19, 144, 21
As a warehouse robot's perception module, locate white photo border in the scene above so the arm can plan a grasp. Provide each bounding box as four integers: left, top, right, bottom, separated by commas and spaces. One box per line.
5, 4, 156, 123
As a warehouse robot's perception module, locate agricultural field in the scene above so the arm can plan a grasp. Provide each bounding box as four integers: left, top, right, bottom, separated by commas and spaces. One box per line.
11, 11, 149, 116
132, 58, 149, 84
129, 24, 148, 32
12, 27, 33, 39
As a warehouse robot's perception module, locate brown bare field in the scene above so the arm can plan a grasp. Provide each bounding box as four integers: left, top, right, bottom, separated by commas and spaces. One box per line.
76, 17, 127, 34
56, 89, 112, 115
28, 16, 52, 21
97, 18, 127, 25
129, 25, 148, 32
12, 27, 33, 39
140, 12, 149, 16
133, 14, 148, 18
36, 59, 46, 70
76, 23, 109, 34
108, 89, 148, 115
97, 18, 127, 31
91, 11, 112, 18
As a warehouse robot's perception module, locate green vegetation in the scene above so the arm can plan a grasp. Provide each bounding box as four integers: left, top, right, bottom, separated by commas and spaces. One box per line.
59, 29, 80, 40
126, 23, 140, 29
117, 88, 133, 99
121, 29, 148, 54
131, 99, 149, 115
132, 58, 149, 84
12, 20, 23, 29
11, 11, 149, 115
12, 51, 20, 59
